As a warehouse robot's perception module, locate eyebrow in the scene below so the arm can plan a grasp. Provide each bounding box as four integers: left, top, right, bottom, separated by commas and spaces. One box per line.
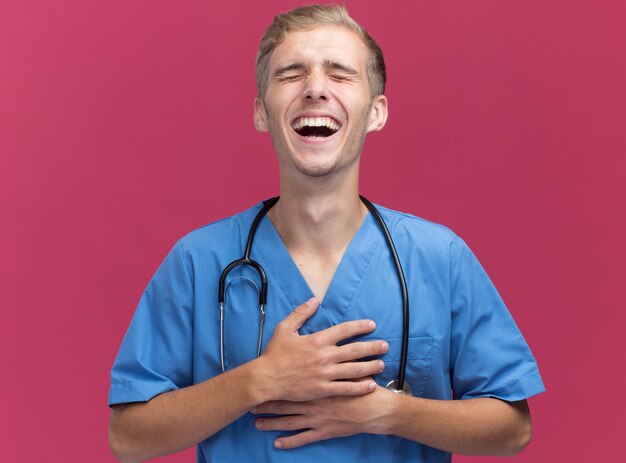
273, 60, 360, 77
323, 59, 359, 75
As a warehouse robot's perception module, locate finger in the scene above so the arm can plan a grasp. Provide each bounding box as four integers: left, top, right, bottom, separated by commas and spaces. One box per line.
328, 359, 385, 380
255, 414, 310, 432
316, 319, 376, 345
278, 297, 318, 332
325, 379, 378, 396
253, 401, 306, 415
275, 429, 326, 449
333, 340, 389, 363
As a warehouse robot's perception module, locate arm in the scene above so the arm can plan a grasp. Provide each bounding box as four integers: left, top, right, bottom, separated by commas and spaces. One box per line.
388, 394, 532, 456
109, 361, 264, 463
109, 297, 388, 463
253, 384, 532, 455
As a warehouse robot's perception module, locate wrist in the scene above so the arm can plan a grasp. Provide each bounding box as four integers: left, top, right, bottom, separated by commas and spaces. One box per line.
242, 356, 277, 405
367, 388, 411, 435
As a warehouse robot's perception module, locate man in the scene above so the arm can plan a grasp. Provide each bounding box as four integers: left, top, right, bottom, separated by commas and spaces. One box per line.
109, 5, 544, 463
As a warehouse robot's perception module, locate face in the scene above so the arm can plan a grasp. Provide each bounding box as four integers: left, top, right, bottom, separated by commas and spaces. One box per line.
254, 25, 387, 179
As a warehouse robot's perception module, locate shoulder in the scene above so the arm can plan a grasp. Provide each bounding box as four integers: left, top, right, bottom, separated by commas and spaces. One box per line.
173, 202, 265, 257
375, 204, 462, 255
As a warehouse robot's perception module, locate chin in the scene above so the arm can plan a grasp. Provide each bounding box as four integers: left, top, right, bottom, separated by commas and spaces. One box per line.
290, 160, 340, 178
301, 168, 337, 178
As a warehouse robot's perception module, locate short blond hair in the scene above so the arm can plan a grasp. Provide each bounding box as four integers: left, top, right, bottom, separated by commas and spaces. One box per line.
256, 4, 386, 99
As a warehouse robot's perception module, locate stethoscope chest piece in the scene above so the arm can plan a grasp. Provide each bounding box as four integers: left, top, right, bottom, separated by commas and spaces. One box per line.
385, 379, 413, 395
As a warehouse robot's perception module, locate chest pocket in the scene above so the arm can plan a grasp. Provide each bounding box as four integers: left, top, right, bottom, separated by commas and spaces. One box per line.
372, 336, 434, 397
221, 274, 266, 371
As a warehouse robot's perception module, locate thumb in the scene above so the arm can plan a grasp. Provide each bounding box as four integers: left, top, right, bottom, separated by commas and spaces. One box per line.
281, 297, 319, 332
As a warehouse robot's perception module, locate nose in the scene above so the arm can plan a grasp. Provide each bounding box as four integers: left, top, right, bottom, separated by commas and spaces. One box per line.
302, 71, 329, 102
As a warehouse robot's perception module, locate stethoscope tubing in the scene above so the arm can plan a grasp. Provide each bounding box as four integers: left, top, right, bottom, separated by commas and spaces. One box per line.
359, 196, 410, 392
217, 196, 411, 394
218, 197, 278, 372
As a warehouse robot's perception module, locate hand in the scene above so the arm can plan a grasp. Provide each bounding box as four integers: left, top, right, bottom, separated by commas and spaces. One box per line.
253, 297, 388, 403
252, 379, 395, 449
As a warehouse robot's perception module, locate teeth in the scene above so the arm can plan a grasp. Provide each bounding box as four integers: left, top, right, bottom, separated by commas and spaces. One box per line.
291, 116, 340, 132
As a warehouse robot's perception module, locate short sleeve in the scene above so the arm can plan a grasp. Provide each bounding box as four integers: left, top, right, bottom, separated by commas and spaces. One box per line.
449, 236, 545, 401
109, 240, 194, 406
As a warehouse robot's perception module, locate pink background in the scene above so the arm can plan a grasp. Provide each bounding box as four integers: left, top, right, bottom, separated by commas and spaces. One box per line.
2, 0, 624, 461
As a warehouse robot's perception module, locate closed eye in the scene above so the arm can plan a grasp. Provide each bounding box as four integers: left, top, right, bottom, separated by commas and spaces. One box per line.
277, 74, 304, 82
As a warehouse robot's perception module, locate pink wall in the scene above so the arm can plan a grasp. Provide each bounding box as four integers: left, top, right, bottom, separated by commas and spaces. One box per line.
2, 0, 624, 461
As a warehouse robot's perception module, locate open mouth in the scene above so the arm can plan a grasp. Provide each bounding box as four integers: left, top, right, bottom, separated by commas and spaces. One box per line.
291, 116, 341, 138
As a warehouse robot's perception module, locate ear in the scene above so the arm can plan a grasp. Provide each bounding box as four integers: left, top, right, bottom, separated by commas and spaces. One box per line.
254, 97, 269, 132
366, 95, 388, 133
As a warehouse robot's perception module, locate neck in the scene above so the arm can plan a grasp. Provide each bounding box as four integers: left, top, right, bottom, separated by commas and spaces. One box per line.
269, 167, 366, 256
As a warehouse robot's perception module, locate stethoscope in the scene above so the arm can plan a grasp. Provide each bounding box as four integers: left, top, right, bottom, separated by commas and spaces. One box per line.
218, 196, 412, 395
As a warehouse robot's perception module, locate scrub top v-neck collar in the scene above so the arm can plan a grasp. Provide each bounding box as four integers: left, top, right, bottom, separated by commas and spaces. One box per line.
251, 207, 385, 330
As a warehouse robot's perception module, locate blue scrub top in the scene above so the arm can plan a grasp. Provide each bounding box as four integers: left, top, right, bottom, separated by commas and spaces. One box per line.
109, 202, 544, 462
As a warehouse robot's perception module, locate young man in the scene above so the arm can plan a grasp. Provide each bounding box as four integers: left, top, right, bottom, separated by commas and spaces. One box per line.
109, 5, 544, 463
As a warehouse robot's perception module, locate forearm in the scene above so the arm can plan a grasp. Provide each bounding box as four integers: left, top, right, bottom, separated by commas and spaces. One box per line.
109, 299, 386, 462
109, 360, 267, 463
109, 298, 385, 463
378, 395, 532, 456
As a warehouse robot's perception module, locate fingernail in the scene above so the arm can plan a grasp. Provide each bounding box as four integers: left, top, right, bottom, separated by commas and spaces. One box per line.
275, 440, 283, 449
378, 360, 385, 371
250, 407, 257, 414
307, 297, 318, 307
381, 341, 389, 353
369, 381, 377, 391
255, 419, 263, 429
368, 320, 376, 330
